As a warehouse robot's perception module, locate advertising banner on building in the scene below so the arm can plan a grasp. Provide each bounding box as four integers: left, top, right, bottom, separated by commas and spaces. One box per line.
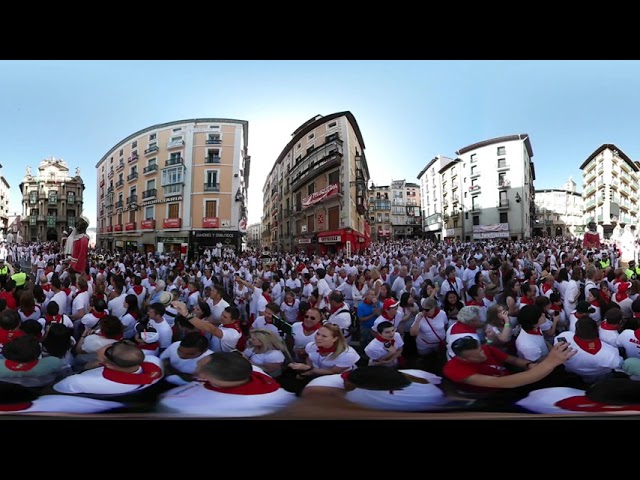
473, 223, 510, 239
302, 183, 339, 209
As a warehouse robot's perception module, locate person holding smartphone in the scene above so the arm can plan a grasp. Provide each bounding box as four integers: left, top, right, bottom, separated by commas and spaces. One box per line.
364, 321, 404, 367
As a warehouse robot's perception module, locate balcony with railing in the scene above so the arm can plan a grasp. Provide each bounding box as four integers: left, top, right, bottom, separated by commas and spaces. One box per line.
468, 184, 481, 193
496, 160, 510, 171
290, 139, 344, 190
127, 195, 138, 205
470, 203, 482, 213
167, 139, 184, 149
497, 179, 511, 189
142, 189, 157, 199
585, 185, 596, 196
205, 155, 221, 164
205, 138, 222, 145
127, 172, 138, 182
469, 171, 481, 179
46, 215, 57, 226
116, 179, 124, 188
143, 164, 158, 175
165, 156, 184, 167
115, 200, 124, 209
116, 162, 125, 172
128, 153, 138, 164
145, 145, 159, 155
204, 183, 220, 192
48, 196, 58, 205
29, 216, 36, 225
108, 169, 114, 178
497, 199, 510, 209
584, 199, 596, 209
67, 195, 75, 205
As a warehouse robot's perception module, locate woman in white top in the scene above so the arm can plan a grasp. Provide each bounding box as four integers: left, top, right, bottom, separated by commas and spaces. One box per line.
351, 274, 369, 309
280, 290, 300, 325
243, 329, 291, 378
563, 267, 582, 320
289, 323, 360, 380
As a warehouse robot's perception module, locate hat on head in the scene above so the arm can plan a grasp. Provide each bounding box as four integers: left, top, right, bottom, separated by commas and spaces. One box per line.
540, 270, 551, 281
457, 306, 483, 324
576, 301, 596, 314
618, 282, 631, 294
421, 297, 438, 310
484, 284, 499, 296
158, 291, 172, 306
382, 298, 399, 311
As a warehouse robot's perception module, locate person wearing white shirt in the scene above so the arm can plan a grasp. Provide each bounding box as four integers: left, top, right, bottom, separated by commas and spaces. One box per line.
364, 321, 404, 367
205, 284, 230, 325
107, 284, 128, 320
160, 333, 213, 386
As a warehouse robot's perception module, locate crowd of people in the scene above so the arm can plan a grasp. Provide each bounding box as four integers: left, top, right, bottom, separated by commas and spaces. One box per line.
1, 231, 640, 417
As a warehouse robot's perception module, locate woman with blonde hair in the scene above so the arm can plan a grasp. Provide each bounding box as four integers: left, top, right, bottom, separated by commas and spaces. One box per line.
243, 329, 291, 378
289, 323, 360, 380
369, 268, 383, 299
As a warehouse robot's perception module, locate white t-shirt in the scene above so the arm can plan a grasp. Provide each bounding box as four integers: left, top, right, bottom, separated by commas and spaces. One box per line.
160, 341, 213, 385
555, 332, 622, 383
515, 329, 550, 362
209, 326, 242, 353
305, 343, 360, 371
364, 332, 405, 366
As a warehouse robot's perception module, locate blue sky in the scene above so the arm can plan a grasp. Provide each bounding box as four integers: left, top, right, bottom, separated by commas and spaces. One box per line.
1, 60, 639, 226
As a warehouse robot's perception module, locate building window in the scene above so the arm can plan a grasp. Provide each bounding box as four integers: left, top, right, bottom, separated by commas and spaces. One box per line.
144, 206, 154, 220
168, 203, 179, 219
295, 192, 302, 211
205, 170, 219, 189
307, 183, 315, 196
328, 206, 340, 230
328, 170, 339, 185
470, 165, 477, 175
205, 200, 217, 217
132, 141, 137, 148
119, 149, 123, 157
470, 154, 477, 163
129, 210, 136, 223
500, 212, 508, 223
306, 145, 315, 155
308, 133, 315, 141
473, 215, 480, 226
498, 158, 507, 168
149, 133, 156, 141
146, 179, 156, 190
161, 166, 184, 186
497, 146, 506, 156
327, 121, 337, 129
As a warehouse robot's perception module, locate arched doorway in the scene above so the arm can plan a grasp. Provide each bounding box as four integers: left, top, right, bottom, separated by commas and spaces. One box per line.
555, 226, 563, 237
46, 229, 58, 242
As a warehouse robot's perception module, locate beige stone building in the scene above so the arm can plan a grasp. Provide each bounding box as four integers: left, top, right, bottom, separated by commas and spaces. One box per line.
95, 118, 250, 256
262, 112, 371, 255
20, 157, 85, 242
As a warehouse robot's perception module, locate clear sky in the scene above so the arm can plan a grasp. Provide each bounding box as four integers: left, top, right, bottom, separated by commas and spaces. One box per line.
1, 60, 639, 226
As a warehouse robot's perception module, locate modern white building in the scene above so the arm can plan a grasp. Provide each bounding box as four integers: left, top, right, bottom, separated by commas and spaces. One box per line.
417, 155, 455, 240
247, 222, 262, 249
534, 177, 583, 238
580, 144, 640, 240
439, 158, 465, 240
454, 134, 536, 241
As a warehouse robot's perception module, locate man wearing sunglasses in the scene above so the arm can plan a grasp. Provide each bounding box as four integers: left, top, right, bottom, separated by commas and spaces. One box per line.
53, 340, 164, 396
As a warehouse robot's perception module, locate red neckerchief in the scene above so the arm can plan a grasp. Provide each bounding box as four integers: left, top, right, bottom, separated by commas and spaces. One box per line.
525, 328, 543, 336
101, 362, 162, 385
574, 337, 602, 354
262, 293, 272, 303
317, 345, 337, 355
556, 395, 640, 413
132, 285, 144, 295
44, 314, 63, 324
601, 291, 611, 302
0, 402, 33, 412
427, 308, 441, 319
485, 295, 494, 301
600, 321, 618, 331
42, 284, 51, 292
98, 270, 106, 276
635, 329, 640, 342
520, 295, 534, 305
20, 308, 36, 318
62, 288, 71, 296
221, 322, 242, 334
616, 292, 628, 303
590, 299, 601, 307
541, 283, 554, 294
128, 311, 139, 320
203, 371, 280, 395
92, 311, 108, 320
375, 334, 394, 346
382, 310, 394, 320
465, 300, 483, 307
4, 359, 38, 371
302, 322, 322, 335
137, 342, 160, 351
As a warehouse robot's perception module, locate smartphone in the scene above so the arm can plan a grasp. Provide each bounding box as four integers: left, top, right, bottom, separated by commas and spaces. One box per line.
384, 342, 392, 348
556, 337, 567, 344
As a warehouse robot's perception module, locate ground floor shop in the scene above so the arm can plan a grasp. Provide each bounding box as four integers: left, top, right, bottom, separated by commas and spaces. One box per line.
293, 227, 370, 256
188, 230, 244, 261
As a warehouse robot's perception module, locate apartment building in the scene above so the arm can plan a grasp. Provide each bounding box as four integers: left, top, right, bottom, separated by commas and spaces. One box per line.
20, 157, 84, 242
95, 118, 250, 257
389, 180, 421, 239
247, 222, 262, 249
369, 184, 391, 242
580, 144, 640, 239
262, 112, 370, 255
417, 155, 454, 241
454, 134, 536, 241
534, 177, 584, 238
439, 158, 465, 240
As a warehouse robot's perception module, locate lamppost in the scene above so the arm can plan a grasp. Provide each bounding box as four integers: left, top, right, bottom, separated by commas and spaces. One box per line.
515, 192, 523, 239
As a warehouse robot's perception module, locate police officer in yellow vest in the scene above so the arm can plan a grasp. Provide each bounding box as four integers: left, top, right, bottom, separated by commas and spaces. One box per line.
11, 263, 27, 292
625, 260, 640, 281
599, 253, 611, 270
0, 259, 8, 287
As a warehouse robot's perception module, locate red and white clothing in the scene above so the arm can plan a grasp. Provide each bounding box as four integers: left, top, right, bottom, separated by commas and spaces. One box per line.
50, 290, 69, 315
128, 285, 147, 309
305, 343, 360, 371
251, 316, 280, 337
53, 355, 164, 395
156, 367, 296, 417
80, 310, 109, 330
80, 333, 119, 354
516, 387, 595, 415
515, 328, 549, 362
598, 321, 620, 348
280, 299, 300, 324
305, 369, 447, 412
159, 341, 213, 386
18, 307, 42, 323
243, 348, 286, 376
0, 395, 126, 415
71, 290, 90, 317
555, 332, 622, 384
207, 298, 230, 325
291, 323, 320, 352
616, 328, 640, 359
446, 321, 481, 359
413, 310, 448, 356
38, 314, 73, 332
327, 306, 352, 339
209, 324, 242, 353
364, 332, 404, 366
149, 319, 173, 350
443, 344, 511, 394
